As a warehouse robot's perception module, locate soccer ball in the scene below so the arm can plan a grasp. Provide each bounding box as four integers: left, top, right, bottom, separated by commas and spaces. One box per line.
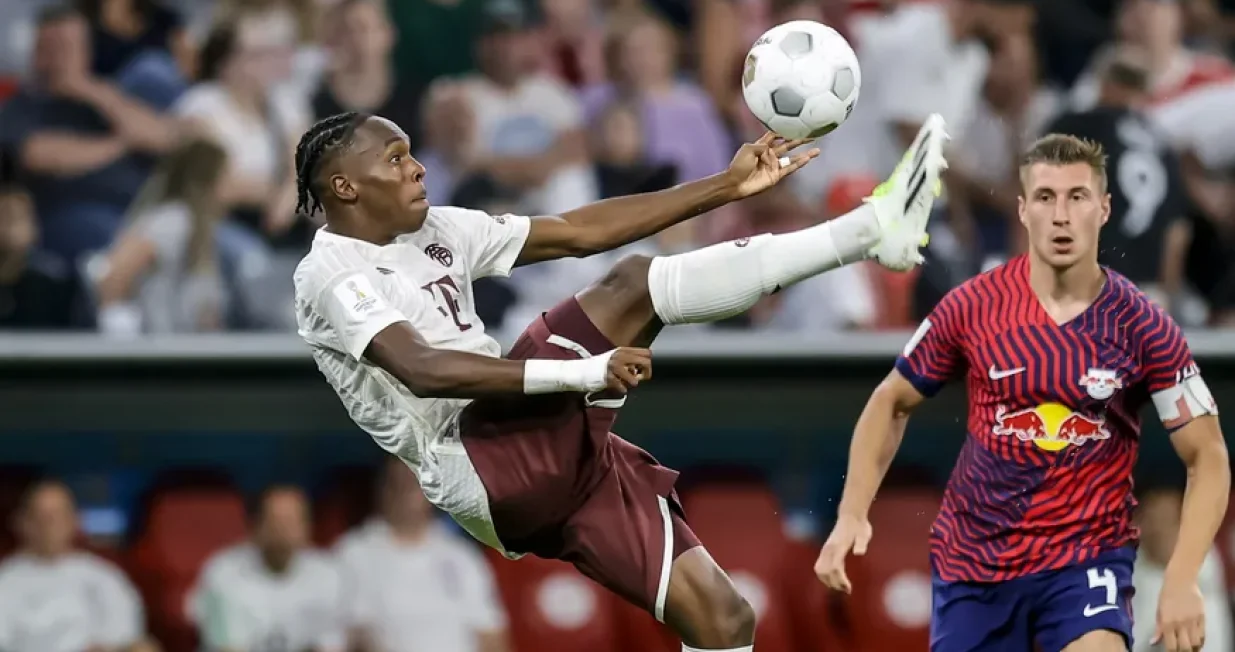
741, 20, 862, 140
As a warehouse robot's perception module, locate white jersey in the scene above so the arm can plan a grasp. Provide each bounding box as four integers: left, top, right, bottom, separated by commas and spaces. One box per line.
294, 206, 531, 551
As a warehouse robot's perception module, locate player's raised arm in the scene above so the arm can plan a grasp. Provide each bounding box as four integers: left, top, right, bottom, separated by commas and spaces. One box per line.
816, 292, 966, 593
298, 251, 651, 400
513, 133, 819, 265
1142, 313, 1229, 650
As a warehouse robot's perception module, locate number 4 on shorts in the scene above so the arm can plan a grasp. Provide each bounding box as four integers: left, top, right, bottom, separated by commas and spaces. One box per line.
1084, 567, 1119, 617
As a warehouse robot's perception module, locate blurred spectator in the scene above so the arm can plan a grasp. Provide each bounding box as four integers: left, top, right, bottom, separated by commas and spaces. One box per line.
213, 0, 329, 100
176, 14, 312, 329
0, 6, 183, 263
92, 139, 231, 336
581, 11, 733, 214
0, 480, 157, 652
540, 0, 607, 87
335, 458, 510, 652
952, 32, 1064, 259
313, 0, 424, 151
177, 15, 307, 248
1132, 476, 1233, 652
453, 0, 598, 215
501, 100, 671, 330
188, 485, 346, 652
592, 101, 679, 202
810, 0, 1032, 207
0, 178, 89, 330
1072, 0, 1235, 109
78, 0, 192, 79
1046, 47, 1192, 312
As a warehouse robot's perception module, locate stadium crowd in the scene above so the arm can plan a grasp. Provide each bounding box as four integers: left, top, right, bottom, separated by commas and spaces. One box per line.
0, 0, 1232, 336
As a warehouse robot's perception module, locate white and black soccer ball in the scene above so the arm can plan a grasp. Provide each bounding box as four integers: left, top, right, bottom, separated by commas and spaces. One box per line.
741, 20, 862, 140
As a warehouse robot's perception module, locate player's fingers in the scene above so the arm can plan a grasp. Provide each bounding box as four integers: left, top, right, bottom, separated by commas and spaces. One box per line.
1172, 627, 1192, 652
760, 147, 778, 170
780, 149, 820, 176
756, 131, 777, 146
1163, 627, 1180, 652
773, 138, 813, 156
1151, 627, 1162, 645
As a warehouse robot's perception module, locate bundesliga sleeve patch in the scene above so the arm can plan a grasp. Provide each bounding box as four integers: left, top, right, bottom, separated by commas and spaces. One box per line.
332, 273, 386, 321
903, 318, 932, 357
1151, 365, 1219, 430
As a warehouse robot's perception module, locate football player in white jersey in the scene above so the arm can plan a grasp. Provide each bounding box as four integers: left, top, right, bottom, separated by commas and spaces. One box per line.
293, 111, 948, 652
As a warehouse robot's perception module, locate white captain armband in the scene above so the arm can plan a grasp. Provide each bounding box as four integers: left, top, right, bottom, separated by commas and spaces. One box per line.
1151, 366, 1219, 432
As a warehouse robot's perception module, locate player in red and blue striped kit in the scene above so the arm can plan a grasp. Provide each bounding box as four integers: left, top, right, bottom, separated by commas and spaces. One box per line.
815, 134, 1230, 652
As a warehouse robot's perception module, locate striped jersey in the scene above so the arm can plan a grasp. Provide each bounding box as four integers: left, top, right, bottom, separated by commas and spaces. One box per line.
896, 256, 1215, 582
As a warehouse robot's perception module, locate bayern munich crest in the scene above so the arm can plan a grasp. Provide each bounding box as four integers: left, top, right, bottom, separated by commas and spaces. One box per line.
424, 243, 453, 267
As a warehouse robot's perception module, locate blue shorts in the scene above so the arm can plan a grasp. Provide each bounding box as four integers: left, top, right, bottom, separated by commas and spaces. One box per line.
931, 547, 1136, 652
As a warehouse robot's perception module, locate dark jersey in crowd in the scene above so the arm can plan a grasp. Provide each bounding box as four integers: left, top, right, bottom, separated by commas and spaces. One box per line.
1045, 106, 1188, 285
0, 252, 87, 330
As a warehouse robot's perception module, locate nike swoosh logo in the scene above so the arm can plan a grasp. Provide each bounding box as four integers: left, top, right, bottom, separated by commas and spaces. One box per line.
988, 365, 1026, 380
1083, 604, 1118, 617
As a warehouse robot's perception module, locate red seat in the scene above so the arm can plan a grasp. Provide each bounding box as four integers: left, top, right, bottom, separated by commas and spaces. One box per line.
679, 482, 798, 652
129, 488, 247, 652
485, 550, 623, 652
780, 537, 853, 651
845, 489, 937, 651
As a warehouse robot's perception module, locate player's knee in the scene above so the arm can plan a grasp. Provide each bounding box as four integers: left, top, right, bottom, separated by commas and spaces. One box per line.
695, 583, 757, 645
597, 254, 654, 297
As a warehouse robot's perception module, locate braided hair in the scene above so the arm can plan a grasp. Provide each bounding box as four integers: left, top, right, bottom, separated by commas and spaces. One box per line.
294, 112, 370, 217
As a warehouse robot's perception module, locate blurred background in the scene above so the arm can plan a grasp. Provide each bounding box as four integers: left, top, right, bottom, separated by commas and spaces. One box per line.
0, 0, 1234, 650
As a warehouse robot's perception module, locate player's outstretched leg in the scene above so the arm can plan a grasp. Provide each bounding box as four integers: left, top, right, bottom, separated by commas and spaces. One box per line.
575, 115, 949, 347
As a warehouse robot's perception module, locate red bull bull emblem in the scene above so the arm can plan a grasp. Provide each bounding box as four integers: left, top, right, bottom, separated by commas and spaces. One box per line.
1078, 368, 1123, 400
992, 403, 1111, 452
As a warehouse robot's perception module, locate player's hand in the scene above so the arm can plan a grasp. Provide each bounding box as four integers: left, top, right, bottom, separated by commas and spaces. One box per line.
605, 347, 652, 394
724, 132, 820, 200
814, 513, 873, 594
1152, 578, 1206, 651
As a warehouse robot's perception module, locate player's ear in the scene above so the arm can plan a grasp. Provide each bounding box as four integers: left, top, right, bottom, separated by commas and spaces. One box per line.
331, 174, 357, 203
1017, 194, 1028, 226
1100, 193, 1111, 226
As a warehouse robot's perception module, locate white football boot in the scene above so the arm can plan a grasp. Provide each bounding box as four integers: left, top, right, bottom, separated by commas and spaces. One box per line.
865, 113, 950, 272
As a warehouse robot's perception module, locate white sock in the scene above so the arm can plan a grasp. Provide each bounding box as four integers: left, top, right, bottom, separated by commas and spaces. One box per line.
682, 646, 753, 652
647, 204, 880, 324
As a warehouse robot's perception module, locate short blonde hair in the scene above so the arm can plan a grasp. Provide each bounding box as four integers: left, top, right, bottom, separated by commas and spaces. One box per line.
1019, 134, 1109, 194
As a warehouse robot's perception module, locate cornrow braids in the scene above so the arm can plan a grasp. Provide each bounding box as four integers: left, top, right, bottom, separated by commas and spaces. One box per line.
294, 112, 369, 217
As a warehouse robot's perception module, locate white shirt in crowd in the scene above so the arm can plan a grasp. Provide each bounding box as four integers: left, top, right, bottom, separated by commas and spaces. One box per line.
174, 83, 310, 190
799, 3, 989, 201
0, 551, 145, 652
1132, 548, 1233, 652
187, 543, 346, 652
294, 207, 531, 554
1151, 81, 1235, 171
335, 519, 508, 652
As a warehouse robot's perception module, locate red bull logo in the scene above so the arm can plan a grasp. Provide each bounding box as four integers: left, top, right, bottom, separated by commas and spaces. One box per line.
992, 403, 1111, 452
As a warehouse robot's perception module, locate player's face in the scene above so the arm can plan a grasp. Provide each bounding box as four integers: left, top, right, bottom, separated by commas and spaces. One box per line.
341, 117, 430, 233
1018, 162, 1111, 270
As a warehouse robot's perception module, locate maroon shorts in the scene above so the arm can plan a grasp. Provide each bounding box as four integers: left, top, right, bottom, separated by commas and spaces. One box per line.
459, 298, 701, 620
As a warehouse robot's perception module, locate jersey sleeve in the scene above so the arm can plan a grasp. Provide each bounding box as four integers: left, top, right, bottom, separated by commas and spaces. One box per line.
441, 207, 532, 279
297, 246, 410, 361
894, 291, 967, 398
1142, 307, 1218, 432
